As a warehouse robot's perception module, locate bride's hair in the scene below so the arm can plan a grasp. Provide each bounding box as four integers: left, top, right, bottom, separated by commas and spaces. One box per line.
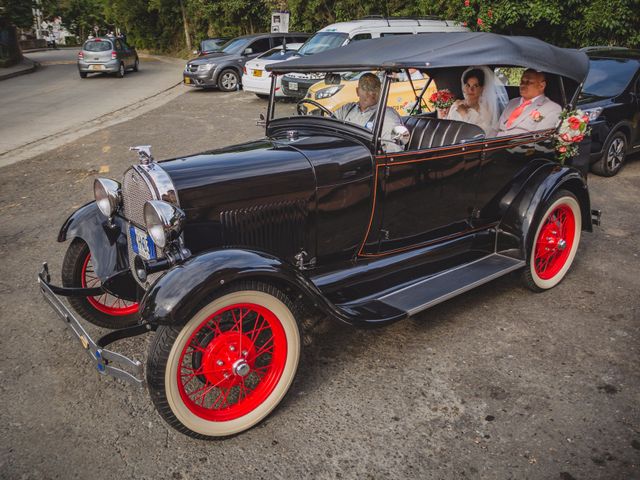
463, 68, 485, 87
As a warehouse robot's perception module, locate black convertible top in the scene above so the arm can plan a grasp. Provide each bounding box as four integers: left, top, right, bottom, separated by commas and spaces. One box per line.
267, 32, 589, 83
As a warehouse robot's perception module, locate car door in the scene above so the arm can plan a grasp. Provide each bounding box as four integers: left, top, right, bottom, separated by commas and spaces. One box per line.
366, 115, 485, 256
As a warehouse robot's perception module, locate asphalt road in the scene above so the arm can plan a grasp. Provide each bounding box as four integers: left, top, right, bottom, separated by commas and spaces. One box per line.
0, 48, 185, 167
0, 85, 638, 479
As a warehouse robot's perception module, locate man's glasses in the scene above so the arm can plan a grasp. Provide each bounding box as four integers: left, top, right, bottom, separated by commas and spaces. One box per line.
520, 80, 540, 86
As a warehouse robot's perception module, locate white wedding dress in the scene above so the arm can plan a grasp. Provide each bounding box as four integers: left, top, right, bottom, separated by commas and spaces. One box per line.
447, 101, 498, 137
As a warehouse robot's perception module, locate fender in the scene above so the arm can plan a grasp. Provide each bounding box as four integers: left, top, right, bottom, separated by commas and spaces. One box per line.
498, 161, 591, 257
140, 248, 388, 328
58, 201, 139, 299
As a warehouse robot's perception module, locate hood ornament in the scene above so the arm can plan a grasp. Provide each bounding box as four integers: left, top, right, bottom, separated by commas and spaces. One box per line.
130, 145, 154, 165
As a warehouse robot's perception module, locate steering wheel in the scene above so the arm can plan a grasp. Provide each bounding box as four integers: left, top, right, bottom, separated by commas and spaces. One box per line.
296, 98, 335, 118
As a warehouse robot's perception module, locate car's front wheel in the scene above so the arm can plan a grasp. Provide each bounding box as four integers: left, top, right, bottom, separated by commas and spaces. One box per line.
218, 69, 239, 92
61, 239, 139, 328
147, 281, 301, 439
133, 57, 139, 72
523, 190, 582, 291
592, 131, 627, 177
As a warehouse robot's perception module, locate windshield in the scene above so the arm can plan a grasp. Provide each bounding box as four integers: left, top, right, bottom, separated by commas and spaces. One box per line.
260, 48, 299, 61
201, 39, 225, 51
219, 38, 249, 54
582, 58, 638, 98
296, 32, 348, 56
83, 40, 112, 52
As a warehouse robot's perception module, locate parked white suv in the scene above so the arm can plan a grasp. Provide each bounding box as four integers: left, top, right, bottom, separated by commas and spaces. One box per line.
281, 16, 467, 98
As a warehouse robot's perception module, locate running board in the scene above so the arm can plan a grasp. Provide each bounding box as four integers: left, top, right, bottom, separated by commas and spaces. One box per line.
378, 254, 525, 317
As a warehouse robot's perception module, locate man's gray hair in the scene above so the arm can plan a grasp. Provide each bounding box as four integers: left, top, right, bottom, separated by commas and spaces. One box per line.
358, 72, 381, 92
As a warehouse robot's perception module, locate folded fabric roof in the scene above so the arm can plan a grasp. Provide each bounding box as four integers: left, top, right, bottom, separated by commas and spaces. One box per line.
267, 32, 589, 83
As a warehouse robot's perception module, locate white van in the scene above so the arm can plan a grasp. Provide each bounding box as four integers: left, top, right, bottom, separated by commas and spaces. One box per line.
281, 16, 468, 98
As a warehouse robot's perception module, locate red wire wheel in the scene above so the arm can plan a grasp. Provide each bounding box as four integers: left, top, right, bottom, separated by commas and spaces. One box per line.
62, 239, 140, 329
149, 284, 301, 438
81, 253, 139, 316
524, 190, 582, 291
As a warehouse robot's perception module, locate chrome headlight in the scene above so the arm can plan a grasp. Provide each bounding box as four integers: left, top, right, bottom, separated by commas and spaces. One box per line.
315, 85, 343, 99
94, 178, 121, 218
583, 107, 603, 122
143, 200, 185, 249
198, 63, 215, 71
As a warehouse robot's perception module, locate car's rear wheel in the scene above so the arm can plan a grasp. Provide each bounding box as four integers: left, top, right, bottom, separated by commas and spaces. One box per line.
523, 190, 581, 291
218, 69, 239, 92
592, 131, 627, 177
133, 57, 139, 72
79, 72, 87, 78
116, 62, 125, 78
61, 239, 139, 328
147, 281, 301, 439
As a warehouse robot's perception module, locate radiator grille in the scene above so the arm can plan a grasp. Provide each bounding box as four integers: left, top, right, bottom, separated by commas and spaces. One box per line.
122, 168, 154, 228
221, 200, 307, 258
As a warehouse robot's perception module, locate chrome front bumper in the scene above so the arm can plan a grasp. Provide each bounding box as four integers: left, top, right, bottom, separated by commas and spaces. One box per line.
37, 262, 146, 387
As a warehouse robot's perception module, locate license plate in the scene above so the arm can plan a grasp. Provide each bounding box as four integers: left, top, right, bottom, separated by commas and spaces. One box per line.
253, 69, 262, 77
129, 225, 156, 261
184, 76, 192, 84
88, 64, 105, 71
288, 81, 298, 91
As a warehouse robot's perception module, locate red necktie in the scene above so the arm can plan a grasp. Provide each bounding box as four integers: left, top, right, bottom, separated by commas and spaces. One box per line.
506, 99, 532, 128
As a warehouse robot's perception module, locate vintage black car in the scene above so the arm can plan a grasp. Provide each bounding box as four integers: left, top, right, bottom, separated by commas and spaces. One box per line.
39, 33, 599, 439
578, 47, 640, 176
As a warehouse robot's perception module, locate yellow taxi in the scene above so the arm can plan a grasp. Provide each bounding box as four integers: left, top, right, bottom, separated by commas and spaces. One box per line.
304, 71, 437, 116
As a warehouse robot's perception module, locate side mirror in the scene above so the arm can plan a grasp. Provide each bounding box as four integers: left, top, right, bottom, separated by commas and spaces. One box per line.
391, 125, 410, 146
324, 73, 341, 85
243, 47, 253, 55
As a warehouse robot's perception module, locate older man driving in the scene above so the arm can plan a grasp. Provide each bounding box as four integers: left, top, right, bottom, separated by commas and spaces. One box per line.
333, 72, 404, 152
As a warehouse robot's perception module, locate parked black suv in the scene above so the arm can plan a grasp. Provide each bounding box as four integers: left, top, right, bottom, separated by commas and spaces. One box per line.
183, 32, 310, 91
579, 47, 640, 176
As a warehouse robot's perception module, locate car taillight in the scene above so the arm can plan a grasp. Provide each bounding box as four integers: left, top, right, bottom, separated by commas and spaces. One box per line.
111, 51, 117, 60
78, 51, 83, 59
243, 66, 247, 74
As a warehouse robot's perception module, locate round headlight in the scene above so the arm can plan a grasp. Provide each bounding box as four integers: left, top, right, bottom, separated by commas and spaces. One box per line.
94, 178, 121, 218
143, 200, 185, 249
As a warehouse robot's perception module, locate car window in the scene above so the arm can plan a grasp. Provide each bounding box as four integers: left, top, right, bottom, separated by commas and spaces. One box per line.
351, 33, 372, 42
271, 36, 285, 47
292, 36, 309, 44
220, 38, 250, 54
297, 32, 348, 56
260, 48, 299, 61
83, 40, 112, 52
114, 39, 123, 51
583, 59, 639, 98
247, 38, 271, 54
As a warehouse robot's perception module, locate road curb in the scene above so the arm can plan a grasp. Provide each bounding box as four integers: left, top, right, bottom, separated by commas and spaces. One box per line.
0, 58, 40, 81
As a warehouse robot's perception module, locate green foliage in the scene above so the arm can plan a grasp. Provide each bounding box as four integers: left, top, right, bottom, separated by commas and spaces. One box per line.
27, 0, 640, 52
1, 0, 35, 29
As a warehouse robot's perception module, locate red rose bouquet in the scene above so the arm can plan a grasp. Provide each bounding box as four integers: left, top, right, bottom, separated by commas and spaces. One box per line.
429, 89, 456, 109
555, 109, 590, 164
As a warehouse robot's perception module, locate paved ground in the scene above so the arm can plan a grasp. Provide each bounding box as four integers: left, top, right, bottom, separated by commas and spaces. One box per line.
0, 88, 638, 479
0, 48, 185, 167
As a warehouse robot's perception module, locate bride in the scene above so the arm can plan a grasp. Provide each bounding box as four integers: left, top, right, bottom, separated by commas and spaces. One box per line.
445, 66, 508, 137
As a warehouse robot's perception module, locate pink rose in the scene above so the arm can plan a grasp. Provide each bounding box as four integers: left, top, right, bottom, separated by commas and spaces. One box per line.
572, 134, 584, 143
464, 0, 470, 6
560, 133, 571, 142
530, 110, 542, 122
487, 9, 493, 18
462, 21, 468, 27
581, 115, 589, 123
558, 146, 567, 153
477, 18, 483, 26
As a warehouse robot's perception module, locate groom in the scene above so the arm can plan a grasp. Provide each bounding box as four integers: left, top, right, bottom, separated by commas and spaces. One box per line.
497, 69, 561, 136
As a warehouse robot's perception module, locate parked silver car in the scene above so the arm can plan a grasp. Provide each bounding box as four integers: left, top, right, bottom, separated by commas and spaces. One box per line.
78, 37, 139, 78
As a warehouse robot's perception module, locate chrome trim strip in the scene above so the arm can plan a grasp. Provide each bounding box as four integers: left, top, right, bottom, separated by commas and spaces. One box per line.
136, 163, 180, 206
